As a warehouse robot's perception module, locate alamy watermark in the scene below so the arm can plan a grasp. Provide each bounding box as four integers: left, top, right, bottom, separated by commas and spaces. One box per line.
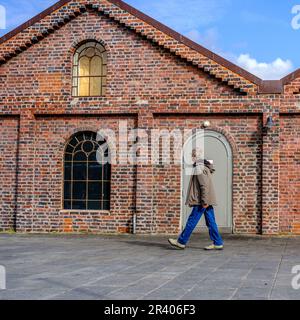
0, 265, 6, 290
292, 265, 300, 290
0, 4, 6, 30
292, 5, 300, 29
93, 121, 205, 175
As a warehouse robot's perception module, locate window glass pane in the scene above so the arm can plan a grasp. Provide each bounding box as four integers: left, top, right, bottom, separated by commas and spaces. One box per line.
64, 201, 71, 210
103, 182, 110, 201
88, 162, 102, 180
79, 77, 90, 96
82, 141, 94, 153
72, 77, 78, 87
76, 134, 84, 142
64, 153, 72, 161
73, 182, 87, 200
90, 77, 101, 96
64, 182, 71, 200
79, 56, 90, 76
88, 201, 101, 210
73, 151, 87, 161
90, 56, 102, 76
72, 66, 78, 77
74, 53, 79, 65
102, 200, 110, 211
88, 182, 102, 200
86, 47, 96, 58
74, 143, 82, 153
64, 163, 71, 180
69, 137, 78, 147
72, 87, 78, 97
91, 132, 97, 140
73, 162, 87, 180
72, 200, 86, 210
103, 164, 111, 181
88, 151, 97, 162
65, 144, 74, 154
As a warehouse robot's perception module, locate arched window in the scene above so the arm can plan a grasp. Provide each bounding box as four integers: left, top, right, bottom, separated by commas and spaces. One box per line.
63, 131, 111, 210
72, 41, 107, 97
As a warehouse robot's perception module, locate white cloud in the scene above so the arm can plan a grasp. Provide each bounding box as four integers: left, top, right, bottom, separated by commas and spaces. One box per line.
236, 54, 293, 80
184, 29, 293, 80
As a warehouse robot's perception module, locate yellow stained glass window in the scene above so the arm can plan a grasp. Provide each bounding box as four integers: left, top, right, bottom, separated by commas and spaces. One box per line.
90, 77, 101, 96
90, 56, 102, 76
79, 77, 90, 97
72, 41, 107, 97
79, 57, 90, 76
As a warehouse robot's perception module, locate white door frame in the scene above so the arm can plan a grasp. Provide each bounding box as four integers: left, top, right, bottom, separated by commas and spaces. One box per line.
180, 129, 233, 233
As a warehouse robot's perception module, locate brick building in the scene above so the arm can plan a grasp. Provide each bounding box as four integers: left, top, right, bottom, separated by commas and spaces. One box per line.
0, 0, 299, 235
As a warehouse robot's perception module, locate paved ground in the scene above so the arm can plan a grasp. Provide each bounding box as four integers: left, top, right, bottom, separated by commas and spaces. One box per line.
0, 233, 299, 300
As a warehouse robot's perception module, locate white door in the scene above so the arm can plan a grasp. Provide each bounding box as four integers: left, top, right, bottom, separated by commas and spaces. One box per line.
182, 131, 233, 233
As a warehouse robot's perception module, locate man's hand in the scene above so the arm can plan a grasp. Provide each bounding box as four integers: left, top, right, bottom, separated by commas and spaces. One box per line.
202, 204, 209, 209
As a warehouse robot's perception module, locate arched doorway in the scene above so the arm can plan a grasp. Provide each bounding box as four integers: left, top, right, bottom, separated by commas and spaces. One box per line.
181, 130, 233, 233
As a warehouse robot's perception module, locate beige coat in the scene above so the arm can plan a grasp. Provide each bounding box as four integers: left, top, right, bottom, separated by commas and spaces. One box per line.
185, 162, 217, 207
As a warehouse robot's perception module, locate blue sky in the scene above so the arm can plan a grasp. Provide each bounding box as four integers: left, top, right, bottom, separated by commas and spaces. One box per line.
0, 0, 299, 79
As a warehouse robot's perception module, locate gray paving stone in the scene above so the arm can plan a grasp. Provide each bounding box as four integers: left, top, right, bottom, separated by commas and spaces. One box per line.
48, 285, 119, 300
270, 286, 300, 300
142, 288, 186, 300
240, 279, 273, 289
246, 270, 277, 280
273, 275, 295, 287
206, 268, 250, 280
0, 234, 300, 300
232, 286, 271, 300
197, 278, 243, 289
181, 286, 236, 300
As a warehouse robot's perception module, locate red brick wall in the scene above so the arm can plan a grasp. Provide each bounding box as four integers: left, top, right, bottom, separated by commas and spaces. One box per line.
280, 115, 300, 234
284, 78, 300, 95
0, 117, 19, 231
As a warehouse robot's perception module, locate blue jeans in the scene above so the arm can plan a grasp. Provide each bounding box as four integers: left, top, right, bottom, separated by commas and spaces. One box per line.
178, 205, 223, 246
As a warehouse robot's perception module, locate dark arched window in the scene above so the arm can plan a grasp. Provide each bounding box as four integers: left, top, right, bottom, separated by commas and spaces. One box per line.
72, 41, 107, 97
63, 131, 111, 210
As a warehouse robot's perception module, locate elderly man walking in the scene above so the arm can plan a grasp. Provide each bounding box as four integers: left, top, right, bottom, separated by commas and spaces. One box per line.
168, 151, 224, 251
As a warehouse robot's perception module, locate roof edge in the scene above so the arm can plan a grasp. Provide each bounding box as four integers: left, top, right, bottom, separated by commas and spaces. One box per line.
281, 68, 300, 85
